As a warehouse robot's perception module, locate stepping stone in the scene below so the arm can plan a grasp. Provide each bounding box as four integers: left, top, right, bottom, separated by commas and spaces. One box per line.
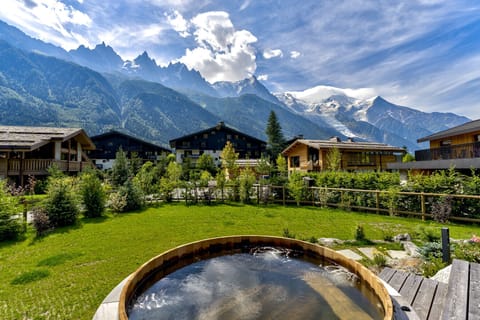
358, 247, 376, 260
387, 250, 409, 259
337, 249, 363, 261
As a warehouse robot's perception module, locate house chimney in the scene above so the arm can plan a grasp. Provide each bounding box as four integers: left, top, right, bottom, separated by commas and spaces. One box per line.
347, 137, 354, 143
329, 136, 341, 142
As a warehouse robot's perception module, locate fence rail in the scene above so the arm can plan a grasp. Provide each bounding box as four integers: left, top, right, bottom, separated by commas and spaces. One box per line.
166, 184, 480, 224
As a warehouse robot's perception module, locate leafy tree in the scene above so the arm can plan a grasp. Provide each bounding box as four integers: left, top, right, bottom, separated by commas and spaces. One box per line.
326, 147, 342, 171
111, 147, 129, 187
402, 153, 415, 162
45, 178, 79, 227
215, 170, 227, 202
265, 111, 286, 160
134, 161, 156, 197
220, 141, 239, 180
197, 153, 217, 176
0, 180, 23, 241
239, 168, 256, 203
159, 161, 182, 201
288, 171, 305, 206
256, 155, 272, 179
118, 178, 144, 212
129, 152, 143, 176
80, 170, 106, 218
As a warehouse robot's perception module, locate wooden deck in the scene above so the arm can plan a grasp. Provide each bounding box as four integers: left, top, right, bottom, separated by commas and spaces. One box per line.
379, 259, 480, 320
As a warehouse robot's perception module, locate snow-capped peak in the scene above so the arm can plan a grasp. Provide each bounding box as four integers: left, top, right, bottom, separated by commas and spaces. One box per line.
284, 85, 377, 104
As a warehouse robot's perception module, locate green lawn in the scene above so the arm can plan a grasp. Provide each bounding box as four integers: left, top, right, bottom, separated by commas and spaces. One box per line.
1, 203, 479, 319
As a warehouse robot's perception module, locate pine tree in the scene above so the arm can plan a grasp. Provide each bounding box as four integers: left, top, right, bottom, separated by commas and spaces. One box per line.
111, 147, 129, 187
266, 111, 286, 160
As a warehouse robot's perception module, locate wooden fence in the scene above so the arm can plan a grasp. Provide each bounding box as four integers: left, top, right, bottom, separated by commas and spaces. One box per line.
170, 184, 480, 224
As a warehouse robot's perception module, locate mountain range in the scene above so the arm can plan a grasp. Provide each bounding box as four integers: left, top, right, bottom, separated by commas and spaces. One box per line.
0, 20, 471, 151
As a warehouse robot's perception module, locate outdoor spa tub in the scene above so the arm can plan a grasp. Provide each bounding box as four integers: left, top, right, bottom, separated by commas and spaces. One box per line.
117, 235, 393, 320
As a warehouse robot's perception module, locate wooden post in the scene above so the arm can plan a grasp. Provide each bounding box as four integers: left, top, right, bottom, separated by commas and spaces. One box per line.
441, 228, 450, 263
282, 185, 286, 206
421, 192, 426, 221
257, 184, 260, 204
375, 190, 380, 214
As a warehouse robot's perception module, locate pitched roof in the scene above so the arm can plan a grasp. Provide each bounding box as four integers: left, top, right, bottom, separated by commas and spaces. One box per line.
417, 119, 480, 143
169, 121, 266, 146
282, 138, 406, 155
0, 126, 95, 151
91, 130, 170, 152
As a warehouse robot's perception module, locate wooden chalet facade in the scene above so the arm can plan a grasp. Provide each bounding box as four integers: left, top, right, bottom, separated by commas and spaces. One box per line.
87, 130, 170, 170
388, 119, 480, 175
169, 122, 267, 165
282, 137, 405, 174
0, 126, 95, 185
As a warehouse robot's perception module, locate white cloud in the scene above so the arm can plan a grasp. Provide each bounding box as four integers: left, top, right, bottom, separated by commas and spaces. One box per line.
290, 51, 301, 59
0, 0, 92, 50
263, 49, 283, 59
257, 74, 268, 81
178, 11, 257, 83
165, 10, 190, 38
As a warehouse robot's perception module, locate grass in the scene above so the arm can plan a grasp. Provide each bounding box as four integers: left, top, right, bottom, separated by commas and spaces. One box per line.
1, 203, 480, 319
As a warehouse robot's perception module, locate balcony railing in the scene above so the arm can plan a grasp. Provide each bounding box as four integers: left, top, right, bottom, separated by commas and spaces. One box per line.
1, 159, 91, 176
415, 141, 480, 161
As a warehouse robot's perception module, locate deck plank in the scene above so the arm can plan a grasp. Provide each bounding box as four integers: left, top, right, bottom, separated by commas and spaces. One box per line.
442, 259, 470, 320
469, 262, 480, 320
428, 282, 447, 320
389, 270, 409, 292
379, 267, 397, 282
399, 274, 424, 305
412, 278, 437, 320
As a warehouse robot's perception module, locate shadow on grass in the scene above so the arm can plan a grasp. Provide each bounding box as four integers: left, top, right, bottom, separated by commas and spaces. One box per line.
37, 252, 84, 267
28, 221, 83, 246
11, 269, 50, 285
80, 215, 109, 224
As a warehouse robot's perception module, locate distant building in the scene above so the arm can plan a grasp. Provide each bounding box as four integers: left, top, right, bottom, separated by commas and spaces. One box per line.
388, 119, 480, 177
88, 130, 170, 170
0, 126, 95, 185
282, 137, 405, 174
169, 122, 267, 165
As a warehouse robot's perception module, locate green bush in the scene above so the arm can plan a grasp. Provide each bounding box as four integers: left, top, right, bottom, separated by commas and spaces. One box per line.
453, 242, 480, 263
31, 206, 51, 236
117, 179, 144, 212
417, 241, 443, 260
420, 257, 447, 277
372, 252, 388, 267
45, 178, 79, 227
354, 224, 366, 241
80, 171, 106, 218
0, 180, 24, 241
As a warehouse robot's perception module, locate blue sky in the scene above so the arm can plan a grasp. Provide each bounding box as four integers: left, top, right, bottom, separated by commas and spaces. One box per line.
2, 0, 480, 119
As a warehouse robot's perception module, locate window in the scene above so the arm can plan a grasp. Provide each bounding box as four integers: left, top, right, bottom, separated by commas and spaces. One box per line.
200, 142, 206, 148
290, 156, 300, 168
182, 141, 190, 147
227, 134, 232, 139
440, 140, 451, 146
203, 133, 208, 139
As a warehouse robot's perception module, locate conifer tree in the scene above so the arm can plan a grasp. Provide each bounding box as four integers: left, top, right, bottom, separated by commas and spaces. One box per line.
266, 111, 286, 160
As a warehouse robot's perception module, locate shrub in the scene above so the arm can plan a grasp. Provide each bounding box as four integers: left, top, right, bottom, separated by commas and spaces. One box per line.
415, 226, 440, 242
417, 241, 443, 260
354, 225, 366, 241
117, 179, 144, 212
45, 179, 79, 227
431, 196, 452, 223
80, 171, 106, 218
421, 257, 447, 277
372, 252, 388, 267
107, 191, 127, 213
238, 168, 256, 203
288, 171, 305, 206
0, 180, 23, 241
453, 242, 480, 263
31, 207, 51, 236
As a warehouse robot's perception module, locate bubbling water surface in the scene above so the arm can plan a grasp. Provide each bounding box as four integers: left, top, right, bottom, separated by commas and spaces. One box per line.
128, 247, 383, 320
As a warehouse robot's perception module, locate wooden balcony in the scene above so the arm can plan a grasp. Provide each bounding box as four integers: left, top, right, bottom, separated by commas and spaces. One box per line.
0, 158, 92, 177
415, 141, 480, 161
